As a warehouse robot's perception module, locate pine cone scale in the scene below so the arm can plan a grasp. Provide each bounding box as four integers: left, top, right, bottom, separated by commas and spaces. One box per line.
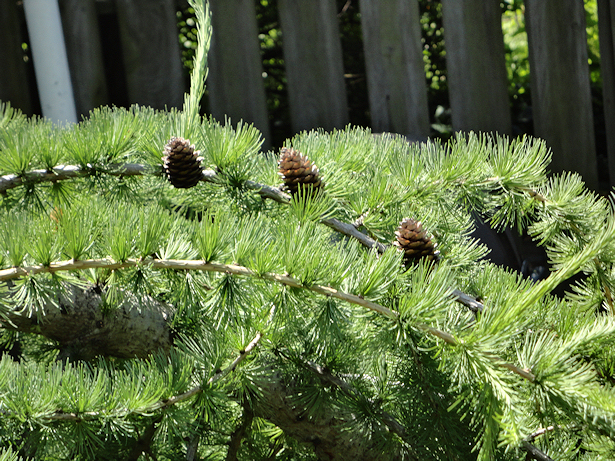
394, 218, 439, 264
162, 137, 203, 189
278, 147, 324, 196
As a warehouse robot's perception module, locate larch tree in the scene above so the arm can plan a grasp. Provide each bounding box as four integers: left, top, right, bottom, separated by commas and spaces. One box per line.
2, 2, 615, 460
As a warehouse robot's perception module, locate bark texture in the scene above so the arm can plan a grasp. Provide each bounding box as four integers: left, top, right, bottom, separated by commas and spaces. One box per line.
2, 284, 172, 360
253, 369, 404, 461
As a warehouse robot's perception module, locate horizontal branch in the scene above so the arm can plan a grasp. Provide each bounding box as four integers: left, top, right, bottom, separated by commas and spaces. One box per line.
0, 162, 486, 314
0, 258, 397, 318
0, 163, 156, 193
0, 257, 534, 382
0, 162, 280, 199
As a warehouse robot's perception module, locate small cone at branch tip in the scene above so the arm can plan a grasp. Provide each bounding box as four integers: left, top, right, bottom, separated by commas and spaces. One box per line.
278, 147, 324, 196
393, 218, 440, 264
162, 137, 203, 189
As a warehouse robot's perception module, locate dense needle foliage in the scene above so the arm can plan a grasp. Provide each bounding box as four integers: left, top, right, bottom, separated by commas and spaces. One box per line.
2, 1, 615, 460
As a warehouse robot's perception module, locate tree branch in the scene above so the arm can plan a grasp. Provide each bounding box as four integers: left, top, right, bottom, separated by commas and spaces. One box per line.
298, 356, 415, 450
0, 163, 156, 193
526, 426, 556, 442
128, 415, 163, 461
2, 284, 172, 360
0, 258, 397, 318
1, 162, 488, 314
519, 426, 557, 461
293, 354, 547, 461
521, 441, 554, 461
225, 402, 253, 461
15, 328, 264, 424
0, 257, 534, 381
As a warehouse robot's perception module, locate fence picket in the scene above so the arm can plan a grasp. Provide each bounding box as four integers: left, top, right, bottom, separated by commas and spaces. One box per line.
59, 0, 108, 117
278, 0, 348, 133
0, 1, 32, 115
598, 0, 615, 187
1, 0, 611, 189
115, 0, 185, 110
208, 0, 271, 148
359, 0, 430, 139
441, 0, 512, 135
526, 0, 598, 189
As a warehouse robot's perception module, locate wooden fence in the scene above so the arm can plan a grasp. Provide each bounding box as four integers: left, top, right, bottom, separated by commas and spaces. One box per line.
1, 0, 614, 190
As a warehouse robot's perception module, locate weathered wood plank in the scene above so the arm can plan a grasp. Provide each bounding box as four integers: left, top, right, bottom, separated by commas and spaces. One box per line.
0, 1, 33, 114
59, 0, 109, 117
598, 0, 615, 186
441, 0, 512, 135
359, 0, 430, 139
208, 0, 271, 148
525, 0, 597, 189
278, 0, 348, 133
115, 0, 185, 110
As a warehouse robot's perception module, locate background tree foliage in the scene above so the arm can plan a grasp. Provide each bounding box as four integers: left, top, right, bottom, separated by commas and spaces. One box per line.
2, 1, 615, 460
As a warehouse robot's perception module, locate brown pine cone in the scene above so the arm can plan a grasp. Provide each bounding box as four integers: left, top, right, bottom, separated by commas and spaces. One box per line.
278, 147, 323, 196
394, 218, 439, 264
162, 137, 203, 189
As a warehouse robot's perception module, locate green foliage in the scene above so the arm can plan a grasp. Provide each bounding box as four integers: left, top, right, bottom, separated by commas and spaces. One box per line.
2, 1, 615, 460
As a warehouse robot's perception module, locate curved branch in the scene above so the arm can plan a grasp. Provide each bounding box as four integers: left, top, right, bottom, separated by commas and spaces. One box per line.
0, 257, 534, 382
23, 327, 264, 423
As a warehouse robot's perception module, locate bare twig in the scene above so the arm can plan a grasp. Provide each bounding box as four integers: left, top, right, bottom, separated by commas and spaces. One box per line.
244, 178, 290, 203
321, 217, 388, 253
451, 289, 484, 313
518, 426, 557, 460
338, 0, 352, 16
521, 441, 554, 461
526, 426, 556, 442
